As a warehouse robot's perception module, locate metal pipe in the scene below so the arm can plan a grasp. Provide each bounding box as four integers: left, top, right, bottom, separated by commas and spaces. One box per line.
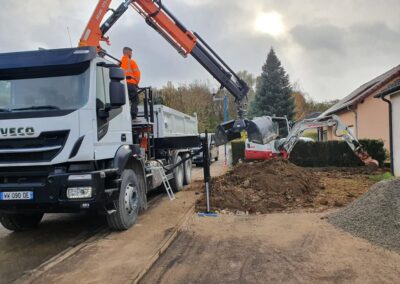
100, 0, 133, 35
202, 130, 211, 212
381, 96, 394, 175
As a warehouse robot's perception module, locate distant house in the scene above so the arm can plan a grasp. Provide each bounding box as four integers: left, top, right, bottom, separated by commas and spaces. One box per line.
319, 65, 400, 151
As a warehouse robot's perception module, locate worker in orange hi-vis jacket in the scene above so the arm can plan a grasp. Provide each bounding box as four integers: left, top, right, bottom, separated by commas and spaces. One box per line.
120, 47, 141, 120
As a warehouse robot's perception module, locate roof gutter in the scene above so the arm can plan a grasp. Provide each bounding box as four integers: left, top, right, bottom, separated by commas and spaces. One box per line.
381, 96, 394, 175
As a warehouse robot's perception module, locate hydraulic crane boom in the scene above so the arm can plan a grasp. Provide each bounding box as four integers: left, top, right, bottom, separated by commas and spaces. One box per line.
80, 0, 248, 109
80, 0, 272, 146
79, 0, 113, 47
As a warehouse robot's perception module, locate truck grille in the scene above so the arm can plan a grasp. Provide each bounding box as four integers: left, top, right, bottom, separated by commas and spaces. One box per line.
0, 130, 69, 163
0, 166, 52, 187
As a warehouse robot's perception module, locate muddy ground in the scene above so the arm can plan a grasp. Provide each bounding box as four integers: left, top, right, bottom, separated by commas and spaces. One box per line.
309, 167, 379, 211
196, 160, 380, 214
144, 162, 400, 284
141, 213, 400, 284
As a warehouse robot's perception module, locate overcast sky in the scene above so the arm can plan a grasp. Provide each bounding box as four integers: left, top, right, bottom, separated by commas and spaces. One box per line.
1, 0, 399, 101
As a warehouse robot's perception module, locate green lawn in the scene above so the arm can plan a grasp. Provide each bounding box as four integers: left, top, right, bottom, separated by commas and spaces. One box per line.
368, 172, 394, 182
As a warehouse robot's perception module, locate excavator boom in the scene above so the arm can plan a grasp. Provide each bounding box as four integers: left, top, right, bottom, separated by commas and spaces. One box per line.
277, 115, 379, 167
80, 0, 271, 145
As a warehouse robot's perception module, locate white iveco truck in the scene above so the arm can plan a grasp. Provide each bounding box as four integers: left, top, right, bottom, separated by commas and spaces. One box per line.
0, 47, 199, 231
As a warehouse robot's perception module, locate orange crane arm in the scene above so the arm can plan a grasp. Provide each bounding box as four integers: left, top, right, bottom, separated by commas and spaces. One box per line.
79, 0, 248, 104
80, 0, 257, 145
79, 0, 197, 54
79, 0, 112, 48
130, 0, 197, 56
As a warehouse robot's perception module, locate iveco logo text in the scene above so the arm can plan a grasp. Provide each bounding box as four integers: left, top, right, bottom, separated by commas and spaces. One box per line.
0, 127, 35, 137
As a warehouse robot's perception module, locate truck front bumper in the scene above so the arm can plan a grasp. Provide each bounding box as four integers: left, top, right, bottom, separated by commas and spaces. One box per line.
0, 166, 118, 214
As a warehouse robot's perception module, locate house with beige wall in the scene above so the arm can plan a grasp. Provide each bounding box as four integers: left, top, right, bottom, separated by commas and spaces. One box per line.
376, 80, 400, 176
319, 65, 400, 152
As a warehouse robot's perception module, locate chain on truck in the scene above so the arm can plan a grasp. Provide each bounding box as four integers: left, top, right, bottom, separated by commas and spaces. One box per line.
0, 0, 275, 231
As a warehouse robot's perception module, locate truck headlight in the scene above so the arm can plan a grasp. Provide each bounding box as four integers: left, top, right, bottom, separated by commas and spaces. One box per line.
67, 187, 93, 199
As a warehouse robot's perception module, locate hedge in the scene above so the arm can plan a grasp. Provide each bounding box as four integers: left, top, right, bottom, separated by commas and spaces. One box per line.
290, 139, 387, 167
230, 139, 387, 167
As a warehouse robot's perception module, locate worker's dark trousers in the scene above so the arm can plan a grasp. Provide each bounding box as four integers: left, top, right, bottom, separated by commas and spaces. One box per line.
128, 84, 139, 119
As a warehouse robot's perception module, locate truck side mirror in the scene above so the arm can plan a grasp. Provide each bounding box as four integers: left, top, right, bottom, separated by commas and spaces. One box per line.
109, 67, 125, 81
109, 81, 126, 107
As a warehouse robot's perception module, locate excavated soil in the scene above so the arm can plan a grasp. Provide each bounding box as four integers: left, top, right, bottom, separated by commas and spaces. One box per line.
196, 159, 323, 214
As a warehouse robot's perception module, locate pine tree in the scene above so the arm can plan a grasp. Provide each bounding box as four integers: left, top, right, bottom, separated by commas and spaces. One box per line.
249, 48, 294, 120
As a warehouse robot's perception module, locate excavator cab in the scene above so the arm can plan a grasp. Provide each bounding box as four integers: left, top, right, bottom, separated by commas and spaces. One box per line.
215, 116, 279, 146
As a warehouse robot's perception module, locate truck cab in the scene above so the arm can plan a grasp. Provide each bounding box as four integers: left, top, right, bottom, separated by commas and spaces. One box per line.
0, 47, 198, 231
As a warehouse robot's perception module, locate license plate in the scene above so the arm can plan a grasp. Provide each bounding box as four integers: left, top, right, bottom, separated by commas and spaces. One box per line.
0, 191, 34, 201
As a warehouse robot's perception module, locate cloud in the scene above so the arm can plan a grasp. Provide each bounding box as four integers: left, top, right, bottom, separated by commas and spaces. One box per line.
291, 24, 346, 55
0, 0, 399, 101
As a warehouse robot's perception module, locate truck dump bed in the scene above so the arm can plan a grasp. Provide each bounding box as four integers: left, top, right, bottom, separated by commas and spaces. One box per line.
139, 105, 198, 138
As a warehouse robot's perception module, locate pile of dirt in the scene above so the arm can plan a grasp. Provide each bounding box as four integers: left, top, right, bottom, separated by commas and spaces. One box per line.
196, 159, 322, 214
329, 179, 400, 252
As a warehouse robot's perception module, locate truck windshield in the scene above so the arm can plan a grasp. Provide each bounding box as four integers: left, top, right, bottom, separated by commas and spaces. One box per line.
0, 68, 89, 112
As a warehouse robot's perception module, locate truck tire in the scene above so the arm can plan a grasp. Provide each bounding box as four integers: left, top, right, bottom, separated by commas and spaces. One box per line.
107, 169, 141, 230
0, 213, 44, 232
183, 153, 192, 185
171, 155, 184, 192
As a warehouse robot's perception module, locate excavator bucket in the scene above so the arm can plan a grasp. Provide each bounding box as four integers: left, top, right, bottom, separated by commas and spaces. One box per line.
215, 116, 279, 146
357, 151, 379, 168
215, 119, 244, 146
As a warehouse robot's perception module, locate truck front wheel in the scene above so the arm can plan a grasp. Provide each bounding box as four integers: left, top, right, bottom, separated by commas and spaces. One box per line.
107, 169, 141, 230
0, 213, 44, 232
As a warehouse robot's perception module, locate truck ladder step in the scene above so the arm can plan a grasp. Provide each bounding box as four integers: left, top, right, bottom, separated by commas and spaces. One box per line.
155, 167, 175, 201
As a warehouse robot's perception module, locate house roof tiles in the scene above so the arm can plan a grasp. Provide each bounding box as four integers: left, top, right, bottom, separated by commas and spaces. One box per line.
320, 65, 400, 117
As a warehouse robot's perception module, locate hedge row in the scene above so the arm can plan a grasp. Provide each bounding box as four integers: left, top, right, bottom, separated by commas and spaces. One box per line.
290, 139, 386, 167
231, 139, 387, 167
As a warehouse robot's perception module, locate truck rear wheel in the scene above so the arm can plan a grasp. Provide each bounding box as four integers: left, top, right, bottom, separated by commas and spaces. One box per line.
171, 155, 184, 192
107, 169, 141, 230
0, 213, 44, 232
183, 153, 192, 185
